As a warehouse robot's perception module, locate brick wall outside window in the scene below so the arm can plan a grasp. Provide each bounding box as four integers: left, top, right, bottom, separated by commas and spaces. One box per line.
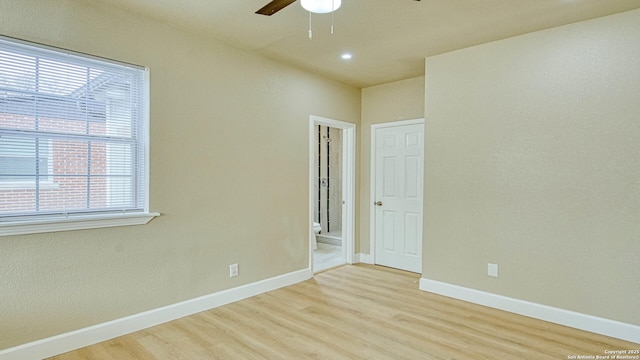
0, 113, 109, 213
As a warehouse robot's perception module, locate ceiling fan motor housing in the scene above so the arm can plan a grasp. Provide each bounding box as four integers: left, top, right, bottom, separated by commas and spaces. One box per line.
301, 0, 342, 13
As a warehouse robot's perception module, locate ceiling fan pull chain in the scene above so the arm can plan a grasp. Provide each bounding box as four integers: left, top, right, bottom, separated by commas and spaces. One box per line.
308, 11, 313, 39
331, 0, 336, 35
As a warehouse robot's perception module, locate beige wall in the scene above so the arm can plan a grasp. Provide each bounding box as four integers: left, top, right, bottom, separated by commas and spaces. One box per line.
424, 9, 640, 325
359, 77, 425, 253
0, 0, 360, 350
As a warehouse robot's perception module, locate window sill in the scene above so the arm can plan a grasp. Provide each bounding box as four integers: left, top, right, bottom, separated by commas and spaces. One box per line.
0, 212, 160, 236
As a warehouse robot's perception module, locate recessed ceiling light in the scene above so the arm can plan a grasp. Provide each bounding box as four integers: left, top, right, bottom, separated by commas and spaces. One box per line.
341, 53, 352, 60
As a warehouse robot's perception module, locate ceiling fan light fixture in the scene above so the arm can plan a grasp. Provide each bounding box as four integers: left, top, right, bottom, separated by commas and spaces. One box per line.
301, 0, 342, 13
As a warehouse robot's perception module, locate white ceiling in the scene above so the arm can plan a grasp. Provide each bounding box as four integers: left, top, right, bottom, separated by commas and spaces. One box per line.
97, 0, 640, 88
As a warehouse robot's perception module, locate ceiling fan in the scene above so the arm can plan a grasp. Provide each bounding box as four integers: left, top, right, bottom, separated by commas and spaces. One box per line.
255, 0, 420, 16
255, 0, 297, 16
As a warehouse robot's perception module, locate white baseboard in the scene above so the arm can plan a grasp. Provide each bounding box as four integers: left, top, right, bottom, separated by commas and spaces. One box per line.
0, 268, 312, 360
419, 278, 640, 344
355, 253, 373, 264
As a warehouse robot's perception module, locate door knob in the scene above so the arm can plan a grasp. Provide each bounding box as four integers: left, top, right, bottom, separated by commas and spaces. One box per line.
375, 201, 383, 206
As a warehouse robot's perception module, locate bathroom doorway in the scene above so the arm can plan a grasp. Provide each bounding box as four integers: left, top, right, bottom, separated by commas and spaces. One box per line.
308, 116, 355, 274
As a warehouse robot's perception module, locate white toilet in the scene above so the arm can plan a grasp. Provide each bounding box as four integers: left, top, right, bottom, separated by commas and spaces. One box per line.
312, 222, 321, 250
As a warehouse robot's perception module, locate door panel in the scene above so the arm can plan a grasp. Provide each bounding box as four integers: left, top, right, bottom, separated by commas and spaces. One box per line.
404, 212, 419, 255
374, 123, 424, 273
383, 210, 396, 251
382, 156, 397, 196
405, 155, 420, 199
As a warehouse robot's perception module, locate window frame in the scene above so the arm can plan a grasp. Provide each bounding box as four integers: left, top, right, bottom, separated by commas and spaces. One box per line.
0, 36, 158, 236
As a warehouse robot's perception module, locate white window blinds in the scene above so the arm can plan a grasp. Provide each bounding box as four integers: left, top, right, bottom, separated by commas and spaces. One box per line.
0, 36, 149, 221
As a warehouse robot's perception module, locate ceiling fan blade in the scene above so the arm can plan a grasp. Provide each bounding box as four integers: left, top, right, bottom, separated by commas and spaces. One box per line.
255, 0, 297, 16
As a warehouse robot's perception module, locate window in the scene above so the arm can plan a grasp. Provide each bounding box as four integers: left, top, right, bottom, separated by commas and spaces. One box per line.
0, 36, 157, 236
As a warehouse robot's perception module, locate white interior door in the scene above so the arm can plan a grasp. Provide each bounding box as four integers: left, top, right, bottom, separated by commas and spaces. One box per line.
373, 122, 424, 273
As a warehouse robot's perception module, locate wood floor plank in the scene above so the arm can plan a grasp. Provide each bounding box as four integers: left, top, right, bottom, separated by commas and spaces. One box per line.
49, 264, 639, 359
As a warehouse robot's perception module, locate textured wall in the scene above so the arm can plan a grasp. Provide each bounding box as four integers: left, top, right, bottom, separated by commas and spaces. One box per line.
0, 0, 360, 350
424, 9, 640, 325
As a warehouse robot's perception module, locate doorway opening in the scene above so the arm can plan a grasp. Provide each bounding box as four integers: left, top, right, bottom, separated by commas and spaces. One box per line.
309, 116, 355, 274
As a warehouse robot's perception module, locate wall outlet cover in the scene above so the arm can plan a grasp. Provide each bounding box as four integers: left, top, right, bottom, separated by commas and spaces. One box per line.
229, 263, 239, 277
488, 263, 499, 277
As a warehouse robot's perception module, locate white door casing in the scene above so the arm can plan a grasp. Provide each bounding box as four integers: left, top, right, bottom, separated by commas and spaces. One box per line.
309, 115, 356, 274
372, 120, 424, 273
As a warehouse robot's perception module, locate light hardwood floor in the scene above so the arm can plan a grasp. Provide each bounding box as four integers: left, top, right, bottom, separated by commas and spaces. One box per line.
50, 264, 638, 359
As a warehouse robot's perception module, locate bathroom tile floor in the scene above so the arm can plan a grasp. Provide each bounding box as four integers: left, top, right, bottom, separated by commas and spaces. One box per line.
314, 242, 344, 273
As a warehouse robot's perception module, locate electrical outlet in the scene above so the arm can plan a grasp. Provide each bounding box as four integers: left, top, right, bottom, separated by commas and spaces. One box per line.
229, 263, 239, 277
488, 263, 499, 278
